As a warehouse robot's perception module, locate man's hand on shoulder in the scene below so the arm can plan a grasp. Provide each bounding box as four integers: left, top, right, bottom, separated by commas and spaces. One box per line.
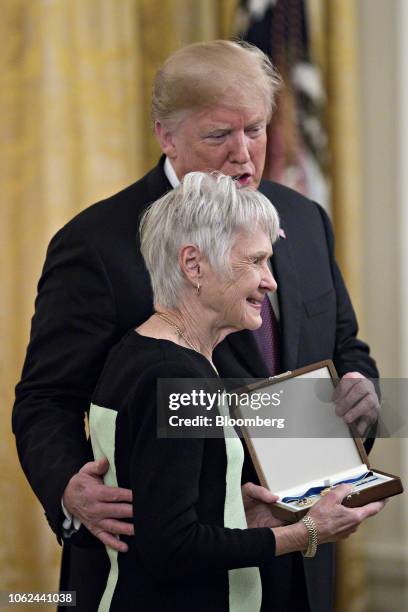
333, 372, 379, 437
63, 457, 134, 552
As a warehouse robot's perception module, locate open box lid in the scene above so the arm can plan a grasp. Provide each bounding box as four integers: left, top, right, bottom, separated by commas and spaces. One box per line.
236, 360, 370, 496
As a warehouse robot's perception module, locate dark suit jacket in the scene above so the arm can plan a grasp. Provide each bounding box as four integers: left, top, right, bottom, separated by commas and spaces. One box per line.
13, 157, 378, 612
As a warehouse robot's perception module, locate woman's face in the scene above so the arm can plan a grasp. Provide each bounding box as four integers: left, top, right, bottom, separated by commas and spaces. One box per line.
203, 227, 277, 332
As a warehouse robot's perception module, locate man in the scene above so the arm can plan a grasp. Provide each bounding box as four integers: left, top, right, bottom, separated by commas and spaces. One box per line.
13, 41, 379, 612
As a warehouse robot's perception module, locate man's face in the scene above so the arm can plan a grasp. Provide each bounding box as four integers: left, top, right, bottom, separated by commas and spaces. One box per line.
155, 105, 268, 190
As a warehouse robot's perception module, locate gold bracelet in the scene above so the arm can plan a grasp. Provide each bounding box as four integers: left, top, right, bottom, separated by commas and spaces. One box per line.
301, 516, 318, 558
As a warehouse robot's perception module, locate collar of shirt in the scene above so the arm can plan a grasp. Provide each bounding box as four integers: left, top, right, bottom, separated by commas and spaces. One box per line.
164, 157, 180, 188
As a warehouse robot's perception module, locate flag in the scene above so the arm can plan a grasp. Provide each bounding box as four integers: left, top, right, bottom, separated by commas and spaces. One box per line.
237, 0, 330, 212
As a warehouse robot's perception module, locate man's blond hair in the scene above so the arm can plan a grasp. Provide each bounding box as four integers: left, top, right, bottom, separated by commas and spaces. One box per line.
152, 40, 281, 131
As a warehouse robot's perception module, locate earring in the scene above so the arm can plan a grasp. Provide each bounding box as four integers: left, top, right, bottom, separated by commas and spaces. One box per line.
195, 282, 201, 296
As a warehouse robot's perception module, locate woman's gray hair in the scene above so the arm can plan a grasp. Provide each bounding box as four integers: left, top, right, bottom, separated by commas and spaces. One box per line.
140, 172, 280, 309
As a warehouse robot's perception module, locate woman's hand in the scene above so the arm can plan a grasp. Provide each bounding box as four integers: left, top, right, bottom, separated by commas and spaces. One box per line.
242, 482, 285, 528
306, 483, 386, 544
273, 484, 386, 556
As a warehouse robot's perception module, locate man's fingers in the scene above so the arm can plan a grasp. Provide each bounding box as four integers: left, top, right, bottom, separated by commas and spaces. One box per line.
93, 530, 129, 553
99, 485, 133, 504
355, 417, 372, 437
96, 502, 134, 520
343, 396, 377, 424
79, 457, 109, 476
97, 519, 135, 537
333, 373, 379, 428
333, 374, 363, 402
334, 390, 362, 417
334, 374, 376, 409
335, 385, 369, 417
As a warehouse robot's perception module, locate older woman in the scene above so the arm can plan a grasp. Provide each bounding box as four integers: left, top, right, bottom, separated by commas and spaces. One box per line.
89, 172, 384, 612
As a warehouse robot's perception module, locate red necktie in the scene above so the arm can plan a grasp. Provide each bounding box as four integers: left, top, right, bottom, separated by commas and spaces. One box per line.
253, 296, 281, 376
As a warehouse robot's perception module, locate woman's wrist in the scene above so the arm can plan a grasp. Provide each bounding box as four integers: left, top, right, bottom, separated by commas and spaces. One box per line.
301, 515, 318, 557
272, 520, 309, 556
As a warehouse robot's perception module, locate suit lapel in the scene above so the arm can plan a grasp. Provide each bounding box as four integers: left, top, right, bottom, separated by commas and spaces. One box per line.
258, 179, 302, 371
146, 155, 173, 203
224, 329, 270, 378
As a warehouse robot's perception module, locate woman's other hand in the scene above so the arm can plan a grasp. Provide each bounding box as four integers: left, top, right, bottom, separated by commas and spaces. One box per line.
242, 482, 285, 528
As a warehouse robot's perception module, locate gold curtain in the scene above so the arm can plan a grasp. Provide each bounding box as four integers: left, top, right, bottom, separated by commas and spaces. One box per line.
1, 0, 145, 602
308, 0, 364, 317
1, 0, 236, 606
138, 0, 237, 167
307, 2, 367, 611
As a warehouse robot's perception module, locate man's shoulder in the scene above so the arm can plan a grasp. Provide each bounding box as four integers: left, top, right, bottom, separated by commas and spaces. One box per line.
260, 179, 316, 210
58, 160, 171, 241
259, 179, 328, 228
